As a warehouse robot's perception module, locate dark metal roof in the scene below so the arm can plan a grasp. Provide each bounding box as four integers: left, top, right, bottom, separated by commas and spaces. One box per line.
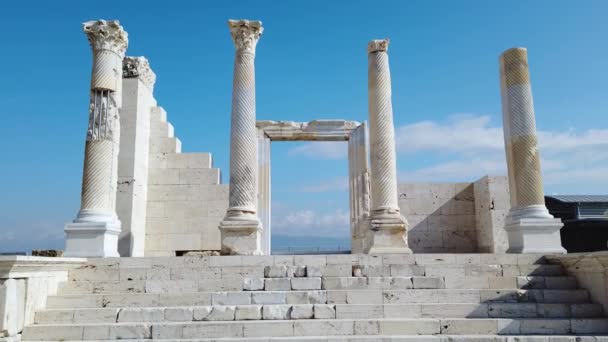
547, 195, 608, 203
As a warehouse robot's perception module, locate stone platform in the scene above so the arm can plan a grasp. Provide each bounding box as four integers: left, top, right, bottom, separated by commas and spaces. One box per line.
20, 254, 608, 341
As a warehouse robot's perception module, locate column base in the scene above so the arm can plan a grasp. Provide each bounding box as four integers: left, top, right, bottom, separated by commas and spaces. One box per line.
365, 213, 412, 254
219, 216, 263, 256
64, 219, 121, 258
505, 206, 566, 254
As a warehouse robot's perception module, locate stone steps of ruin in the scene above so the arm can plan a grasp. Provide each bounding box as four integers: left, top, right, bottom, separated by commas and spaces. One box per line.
56, 275, 580, 295
21, 255, 608, 340
45, 288, 593, 309
21, 337, 608, 342
34, 303, 604, 325
21, 318, 608, 340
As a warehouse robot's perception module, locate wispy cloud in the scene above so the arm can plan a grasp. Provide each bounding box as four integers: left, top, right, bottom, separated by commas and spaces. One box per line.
272, 207, 350, 238
300, 177, 349, 193
289, 114, 608, 192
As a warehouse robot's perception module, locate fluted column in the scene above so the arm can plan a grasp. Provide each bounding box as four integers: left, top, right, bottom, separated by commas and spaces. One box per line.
499, 47, 565, 254
219, 19, 264, 255
65, 20, 128, 257
366, 39, 411, 254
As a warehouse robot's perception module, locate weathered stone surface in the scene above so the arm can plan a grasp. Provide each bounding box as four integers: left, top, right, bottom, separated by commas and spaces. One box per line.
262, 304, 291, 320
264, 266, 288, 278
313, 304, 336, 319
235, 305, 262, 320
290, 304, 314, 319
243, 278, 264, 291
265, 278, 291, 291
291, 277, 321, 290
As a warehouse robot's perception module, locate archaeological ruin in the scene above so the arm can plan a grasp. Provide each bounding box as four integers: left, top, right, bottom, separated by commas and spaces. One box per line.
1, 18, 607, 342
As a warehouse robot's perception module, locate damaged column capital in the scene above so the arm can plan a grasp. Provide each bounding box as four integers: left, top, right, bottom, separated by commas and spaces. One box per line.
64, 19, 128, 257
366, 39, 412, 254
499, 47, 566, 254
219, 19, 264, 255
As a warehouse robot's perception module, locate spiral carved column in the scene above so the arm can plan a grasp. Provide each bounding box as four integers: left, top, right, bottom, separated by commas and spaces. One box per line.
500, 47, 565, 254
219, 19, 264, 255
366, 40, 411, 254
65, 20, 128, 258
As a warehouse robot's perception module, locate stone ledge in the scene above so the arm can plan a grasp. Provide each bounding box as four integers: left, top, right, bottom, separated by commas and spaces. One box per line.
0, 256, 87, 278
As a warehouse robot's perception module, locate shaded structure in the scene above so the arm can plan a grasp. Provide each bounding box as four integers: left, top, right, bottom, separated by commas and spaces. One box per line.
546, 195, 608, 253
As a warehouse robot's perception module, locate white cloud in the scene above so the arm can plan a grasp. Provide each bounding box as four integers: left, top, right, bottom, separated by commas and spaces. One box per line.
290, 114, 608, 192
272, 208, 350, 238
396, 114, 504, 154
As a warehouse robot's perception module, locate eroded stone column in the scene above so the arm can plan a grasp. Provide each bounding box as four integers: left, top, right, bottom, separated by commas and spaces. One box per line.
64, 20, 128, 257
499, 47, 565, 254
219, 19, 264, 255
366, 39, 412, 254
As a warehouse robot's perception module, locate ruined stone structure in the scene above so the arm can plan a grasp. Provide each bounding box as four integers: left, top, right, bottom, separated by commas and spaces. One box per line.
61, 20, 566, 258
8, 17, 607, 342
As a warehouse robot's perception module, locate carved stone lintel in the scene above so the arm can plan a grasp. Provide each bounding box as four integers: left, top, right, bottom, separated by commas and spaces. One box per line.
228, 19, 263, 54
368, 39, 389, 54
83, 19, 128, 57
123, 56, 156, 90
256, 120, 361, 141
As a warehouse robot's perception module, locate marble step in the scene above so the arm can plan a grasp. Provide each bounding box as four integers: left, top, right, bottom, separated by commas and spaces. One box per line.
34, 302, 604, 325
21, 337, 608, 342
84, 254, 553, 270
57, 276, 578, 295
46, 289, 592, 309
68, 263, 565, 282
21, 318, 608, 340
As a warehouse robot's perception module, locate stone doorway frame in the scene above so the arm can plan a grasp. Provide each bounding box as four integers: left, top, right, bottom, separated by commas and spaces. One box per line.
256, 120, 371, 255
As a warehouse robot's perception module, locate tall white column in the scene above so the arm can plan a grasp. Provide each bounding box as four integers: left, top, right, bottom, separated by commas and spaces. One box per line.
499, 47, 565, 254
219, 19, 264, 255
64, 20, 128, 257
366, 39, 412, 254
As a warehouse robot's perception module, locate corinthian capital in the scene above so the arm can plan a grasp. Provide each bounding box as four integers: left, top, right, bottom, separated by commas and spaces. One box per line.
123, 56, 156, 90
228, 19, 263, 54
83, 19, 129, 57
368, 39, 389, 54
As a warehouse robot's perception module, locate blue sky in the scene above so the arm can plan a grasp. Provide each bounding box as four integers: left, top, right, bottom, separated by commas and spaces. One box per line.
1, 1, 607, 252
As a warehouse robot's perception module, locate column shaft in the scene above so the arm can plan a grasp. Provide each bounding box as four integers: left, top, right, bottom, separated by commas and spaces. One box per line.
499, 47, 565, 254
368, 44, 400, 213
365, 40, 411, 254
65, 20, 128, 258
228, 52, 258, 214
219, 19, 264, 255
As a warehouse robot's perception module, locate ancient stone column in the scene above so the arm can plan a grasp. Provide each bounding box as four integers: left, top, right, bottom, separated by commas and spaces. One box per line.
366, 39, 412, 254
64, 20, 128, 257
219, 19, 264, 255
499, 47, 565, 254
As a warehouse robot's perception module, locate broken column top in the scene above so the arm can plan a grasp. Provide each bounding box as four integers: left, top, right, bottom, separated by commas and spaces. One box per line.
83, 19, 128, 56
228, 19, 264, 54
368, 39, 389, 54
123, 56, 156, 90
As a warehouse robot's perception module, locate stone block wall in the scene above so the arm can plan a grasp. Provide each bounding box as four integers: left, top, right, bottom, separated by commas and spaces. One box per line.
473, 176, 510, 253
117, 77, 156, 257
144, 107, 228, 256
548, 252, 608, 314
398, 182, 477, 253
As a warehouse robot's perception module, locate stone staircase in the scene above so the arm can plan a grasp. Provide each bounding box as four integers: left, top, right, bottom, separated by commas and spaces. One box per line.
22, 254, 608, 341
